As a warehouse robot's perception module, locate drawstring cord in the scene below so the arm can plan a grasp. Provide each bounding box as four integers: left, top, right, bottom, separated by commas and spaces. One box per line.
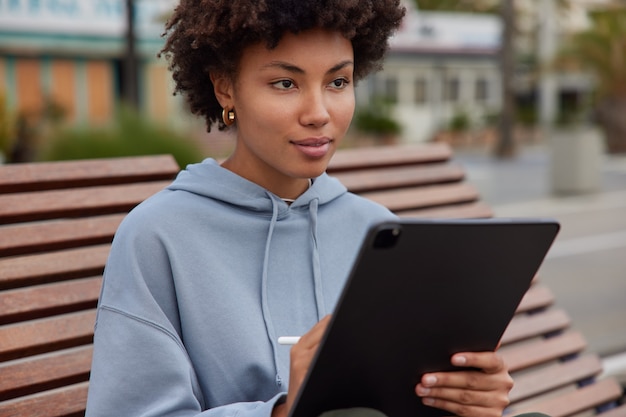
309, 198, 326, 320
261, 196, 282, 387
260, 192, 325, 388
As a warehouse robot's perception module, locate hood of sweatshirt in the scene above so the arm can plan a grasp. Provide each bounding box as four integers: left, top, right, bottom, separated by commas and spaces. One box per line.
168, 158, 347, 215
167, 158, 348, 387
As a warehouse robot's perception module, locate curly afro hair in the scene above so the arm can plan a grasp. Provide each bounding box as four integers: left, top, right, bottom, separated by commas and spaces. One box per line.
159, 0, 406, 131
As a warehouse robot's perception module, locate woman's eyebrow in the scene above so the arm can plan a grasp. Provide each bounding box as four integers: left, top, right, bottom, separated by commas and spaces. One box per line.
327, 60, 354, 74
261, 60, 354, 75
262, 61, 305, 74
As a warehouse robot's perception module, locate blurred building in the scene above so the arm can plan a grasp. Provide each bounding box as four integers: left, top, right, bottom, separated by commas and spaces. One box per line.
356, 5, 503, 143
0, 0, 616, 142
0, 0, 190, 127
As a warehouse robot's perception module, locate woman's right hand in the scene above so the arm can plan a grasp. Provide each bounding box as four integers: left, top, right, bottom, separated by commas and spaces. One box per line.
273, 315, 332, 417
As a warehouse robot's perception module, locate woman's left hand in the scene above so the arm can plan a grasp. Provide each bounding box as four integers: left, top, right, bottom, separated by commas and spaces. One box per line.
415, 351, 514, 417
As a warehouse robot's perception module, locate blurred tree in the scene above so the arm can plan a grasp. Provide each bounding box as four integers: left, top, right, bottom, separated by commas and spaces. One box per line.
123, 0, 139, 108
556, 6, 626, 153
496, 0, 517, 158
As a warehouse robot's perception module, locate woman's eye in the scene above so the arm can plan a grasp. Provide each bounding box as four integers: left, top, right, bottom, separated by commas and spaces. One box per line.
330, 78, 350, 89
272, 80, 295, 90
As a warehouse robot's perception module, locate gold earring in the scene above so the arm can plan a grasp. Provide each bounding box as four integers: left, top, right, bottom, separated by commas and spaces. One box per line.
222, 108, 236, 126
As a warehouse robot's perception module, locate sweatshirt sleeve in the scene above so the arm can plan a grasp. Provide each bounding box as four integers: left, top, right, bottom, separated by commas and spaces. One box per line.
86, 306, 285, 417
85, 208, 285, 417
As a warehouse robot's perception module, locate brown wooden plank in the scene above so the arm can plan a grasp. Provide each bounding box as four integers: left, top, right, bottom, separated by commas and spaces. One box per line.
501, 309, 571, 345
398, 201, 494, 219
0, 180, 171, 224
0, 277, 102, 325
0, 346, 92, 401
0, 381, 88, 417
0, 245, 110, 290
0, 214, 124, 257
332, 163, 466, 193
515, 285, 555, 314
360, 182, 481, 212
500, 331, 587, 372
0, 310, 96, 361
0, 155, 179, 193
328, 143, 452, 171
509, 354, 603, 403
510, 378, 623, 417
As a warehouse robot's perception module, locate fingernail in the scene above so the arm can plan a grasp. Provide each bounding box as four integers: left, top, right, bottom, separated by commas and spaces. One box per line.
423, 398, 435, 406
423, 375, 437, 386
453, 355, 467, 366
416, 386, 431, 396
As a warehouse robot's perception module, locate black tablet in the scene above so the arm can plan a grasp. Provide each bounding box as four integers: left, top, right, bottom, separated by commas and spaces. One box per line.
289, 218, 560, 417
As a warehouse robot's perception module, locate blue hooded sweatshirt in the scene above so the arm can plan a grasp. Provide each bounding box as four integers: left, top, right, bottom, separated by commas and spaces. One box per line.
85, 158, 395, 417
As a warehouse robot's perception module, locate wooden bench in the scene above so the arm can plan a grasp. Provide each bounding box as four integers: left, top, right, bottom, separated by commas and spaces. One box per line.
0, 144, 624, 417
0, 155, 181, 417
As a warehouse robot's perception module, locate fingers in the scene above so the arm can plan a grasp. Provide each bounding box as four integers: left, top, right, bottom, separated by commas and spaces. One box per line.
289, 315, 330, 376
415, 351, 514, 417
453, 351, 507, 374
296, 315, 331, 349
285, 316, 332, 415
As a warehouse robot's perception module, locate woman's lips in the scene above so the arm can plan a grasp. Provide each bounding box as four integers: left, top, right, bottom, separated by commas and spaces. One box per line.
291, 138, 332, 158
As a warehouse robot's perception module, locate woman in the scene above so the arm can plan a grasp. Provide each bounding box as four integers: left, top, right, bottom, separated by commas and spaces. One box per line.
85, 1, 513, 417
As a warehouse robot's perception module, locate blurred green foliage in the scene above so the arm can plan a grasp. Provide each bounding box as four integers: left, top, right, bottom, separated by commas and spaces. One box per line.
558, 7, 626, 99
40, 106, 204, 168
353, 97, 402, 138
448, 109, 471, 132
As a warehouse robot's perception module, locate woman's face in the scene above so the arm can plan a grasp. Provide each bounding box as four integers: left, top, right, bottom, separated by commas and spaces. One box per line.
214, 28, 355, 199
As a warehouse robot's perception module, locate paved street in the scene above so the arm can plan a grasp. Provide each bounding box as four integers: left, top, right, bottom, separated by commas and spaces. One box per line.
452, 144, 626, 382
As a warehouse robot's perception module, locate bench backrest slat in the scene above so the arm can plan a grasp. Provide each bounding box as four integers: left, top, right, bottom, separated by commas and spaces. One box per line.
0, 155, 179, 193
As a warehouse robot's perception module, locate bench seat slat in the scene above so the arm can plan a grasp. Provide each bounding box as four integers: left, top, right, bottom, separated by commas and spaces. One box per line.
0, 277, 101, 325
0, 155, 178, 193
0, 381, 89, 417
0, 181, 171, 224
0, 214, 124, 257
0, 346, 92, 401
501, 309, 571, 345
510, 378, 623, 417
0, 310, 96, 361
509, 354, 603, 403
500, 331, 587, 372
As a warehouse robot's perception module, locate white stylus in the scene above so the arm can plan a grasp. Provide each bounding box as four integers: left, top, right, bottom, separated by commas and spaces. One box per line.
277, 336, 301, 345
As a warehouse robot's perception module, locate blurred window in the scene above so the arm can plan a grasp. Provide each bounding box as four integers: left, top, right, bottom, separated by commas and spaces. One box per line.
384, 76, 398, 103
444, 77, 460, 102
476, 78, 489, 102
414, 77, 427, 104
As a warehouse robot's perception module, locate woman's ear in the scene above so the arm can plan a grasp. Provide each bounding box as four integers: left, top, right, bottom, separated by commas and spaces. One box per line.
210, 73, 234, 109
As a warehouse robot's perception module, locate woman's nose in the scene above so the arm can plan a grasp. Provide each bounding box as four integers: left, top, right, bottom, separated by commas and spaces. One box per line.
299, 90, 331, 127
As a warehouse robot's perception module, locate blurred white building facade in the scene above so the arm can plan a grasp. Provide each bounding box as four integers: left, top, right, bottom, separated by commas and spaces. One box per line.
356, 4, 502, 142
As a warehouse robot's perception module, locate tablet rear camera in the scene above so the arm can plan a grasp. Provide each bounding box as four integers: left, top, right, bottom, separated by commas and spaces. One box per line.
373, 227, 402, 249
